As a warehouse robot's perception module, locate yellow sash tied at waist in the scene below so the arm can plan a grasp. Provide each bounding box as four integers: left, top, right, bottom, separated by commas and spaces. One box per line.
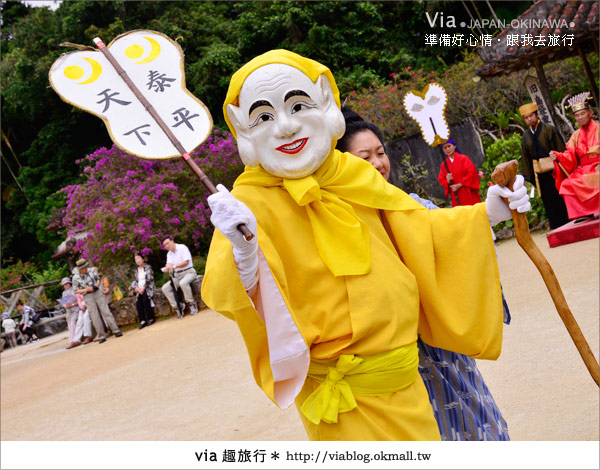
300, 343, 419, 425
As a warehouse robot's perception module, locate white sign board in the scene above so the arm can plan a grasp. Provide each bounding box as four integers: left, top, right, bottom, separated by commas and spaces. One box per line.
524, 75, 555, 127
403, 83, 449, 147
49, 30, 212, 159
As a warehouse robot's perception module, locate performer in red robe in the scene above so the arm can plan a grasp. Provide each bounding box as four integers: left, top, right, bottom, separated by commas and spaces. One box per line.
437, 139, 481, 207
550, 93, 599, 220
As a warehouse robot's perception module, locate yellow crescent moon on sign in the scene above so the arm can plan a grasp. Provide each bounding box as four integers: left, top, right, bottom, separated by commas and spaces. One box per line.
77, 57, 103, 85
135, 36, 161, 64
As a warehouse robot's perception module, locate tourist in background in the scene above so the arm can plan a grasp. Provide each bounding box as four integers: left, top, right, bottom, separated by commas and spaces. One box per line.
16, 300, 40, 344
72, 258, 122, 343
60, 277, 81, 349
70, 294, 94, 348
161, 236, 198, 317
131, 252, 156, 329
2, 312, 18, 348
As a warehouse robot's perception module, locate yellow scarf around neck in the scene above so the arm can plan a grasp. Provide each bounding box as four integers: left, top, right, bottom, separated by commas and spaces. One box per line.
234, 150, 424, 277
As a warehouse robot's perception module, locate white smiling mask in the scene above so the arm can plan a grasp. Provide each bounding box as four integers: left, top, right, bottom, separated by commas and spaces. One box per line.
226, 64, 345, 179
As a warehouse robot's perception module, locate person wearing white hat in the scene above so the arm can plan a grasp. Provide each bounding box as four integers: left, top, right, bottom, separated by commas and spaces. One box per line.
60, 276, 80, 348
72, 258, 122, 343
71, 294, 93, 348
59, 276, 92, 349
2, 312, 18, 349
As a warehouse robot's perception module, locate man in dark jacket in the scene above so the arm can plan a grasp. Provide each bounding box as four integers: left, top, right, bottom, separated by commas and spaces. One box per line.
520, 102, 569, 229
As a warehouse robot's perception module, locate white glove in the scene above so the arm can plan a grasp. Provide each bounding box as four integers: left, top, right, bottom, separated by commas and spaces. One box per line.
486, 174, 531, 226
207, 184, 258, 291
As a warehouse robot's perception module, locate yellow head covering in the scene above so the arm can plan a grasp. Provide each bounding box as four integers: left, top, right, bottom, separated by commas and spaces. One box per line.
519, 102, 538, 116
223, 49, 341, 139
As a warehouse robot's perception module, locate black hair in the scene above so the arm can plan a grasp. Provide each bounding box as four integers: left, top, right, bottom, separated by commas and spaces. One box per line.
336, 106, 387, 153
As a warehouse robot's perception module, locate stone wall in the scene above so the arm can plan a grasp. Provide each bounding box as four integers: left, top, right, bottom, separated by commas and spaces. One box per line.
387, 118, 485, 200
5, 275, 209, 347
35, 315, 68, 338
110, 275, 206, 327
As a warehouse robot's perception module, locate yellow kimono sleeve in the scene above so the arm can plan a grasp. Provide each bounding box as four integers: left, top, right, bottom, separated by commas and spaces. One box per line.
386, 202, 504, 359
201, 228, 276, 401
201, 224, 311, 408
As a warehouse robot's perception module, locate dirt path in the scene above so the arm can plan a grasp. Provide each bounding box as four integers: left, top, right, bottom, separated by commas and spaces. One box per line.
1, 232, 598, 441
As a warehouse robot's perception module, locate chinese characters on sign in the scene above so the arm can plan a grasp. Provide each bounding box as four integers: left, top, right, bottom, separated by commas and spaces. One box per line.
425, 33, 575, 47
96, 88, 131, 112
146, 70, 176, 92
49, 30, 211, 159
524, 75, 555, 127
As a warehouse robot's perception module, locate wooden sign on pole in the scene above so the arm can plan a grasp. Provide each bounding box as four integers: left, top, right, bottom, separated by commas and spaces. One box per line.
49, 29, 253, 240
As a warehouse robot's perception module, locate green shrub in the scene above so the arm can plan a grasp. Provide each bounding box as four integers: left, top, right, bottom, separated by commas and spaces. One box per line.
0, 258, 39, 292
395, 154, 432, 199
0, 259, 68, 308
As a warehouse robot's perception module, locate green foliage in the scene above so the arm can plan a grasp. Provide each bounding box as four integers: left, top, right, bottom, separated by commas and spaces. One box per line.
486, 110, 512, 138
345, 51, 532, 141
1, 1, 596, 270
30, 261, 70, 302
0, 258, 40, 292
1, 0, 468, 265
0, 257, 68, 305
345, 52, 596, 143
193, 255, 207, 277
480, 134, 523, 185
395, 154, 432, 199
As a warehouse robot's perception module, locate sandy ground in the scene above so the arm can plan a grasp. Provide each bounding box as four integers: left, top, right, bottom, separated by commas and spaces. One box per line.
1, 232, 598, 441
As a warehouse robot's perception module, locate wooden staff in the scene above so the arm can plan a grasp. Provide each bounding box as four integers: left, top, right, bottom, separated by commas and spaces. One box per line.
93, 37, 254, 241
492, 159, 599, 386
441, 151, 461, 206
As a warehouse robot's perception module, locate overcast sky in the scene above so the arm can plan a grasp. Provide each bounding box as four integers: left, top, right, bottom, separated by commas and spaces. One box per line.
23, 1, 61, 10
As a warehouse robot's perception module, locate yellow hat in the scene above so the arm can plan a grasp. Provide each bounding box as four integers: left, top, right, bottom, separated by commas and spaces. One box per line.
223, 49, 341, 139
519, 102, 538, 116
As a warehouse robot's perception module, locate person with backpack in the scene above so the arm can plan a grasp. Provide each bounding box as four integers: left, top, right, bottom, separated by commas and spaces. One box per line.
16, 300, 40, 344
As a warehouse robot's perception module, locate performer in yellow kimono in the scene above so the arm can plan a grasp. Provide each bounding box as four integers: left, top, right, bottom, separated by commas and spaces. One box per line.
201, 50, 530, 441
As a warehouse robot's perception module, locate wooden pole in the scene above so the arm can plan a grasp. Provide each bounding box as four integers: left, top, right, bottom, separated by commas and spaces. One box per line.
577, 46, 600, 110
484, 0, 500, 24
534, 58, 566, 143
492, 160, 599, 387
441, 150, 461, 206
93, 37, 253, 241
428, 117, 460, 205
